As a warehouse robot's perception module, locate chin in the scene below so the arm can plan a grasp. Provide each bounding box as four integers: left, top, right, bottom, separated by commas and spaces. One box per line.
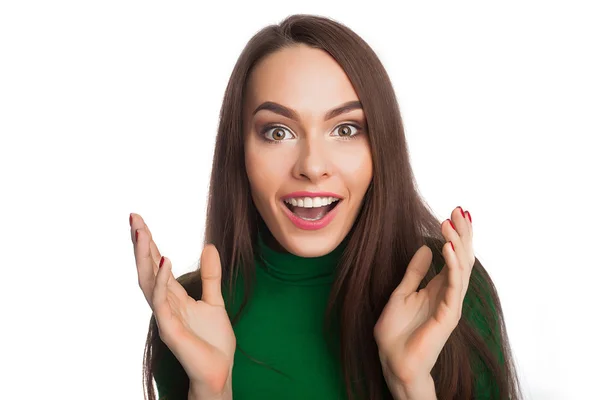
281, 233, 343, 258
271, 215, 350, 257
258, 196, 352, 257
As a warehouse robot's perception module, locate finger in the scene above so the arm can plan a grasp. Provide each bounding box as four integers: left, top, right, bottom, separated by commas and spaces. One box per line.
149, 236, 163, 266
134, 228, 159, 306
200, 244, 225, 307
149, 251, 188, 305
451, 207, 470, 239
442, 218, 468, 271
451, 207, 474, 259
443, 214, 475, 290
392, 245, 433, 297
152, 256, 173, 327
131, 214, 192, 303
131, 213, 163, 266
442, 241, 464, 320
141, 220, 163, 266
463, 210, 474, 264
155, 258, 223, 365
463, 208, 473, 238
130, 213, 141, 243
165, 263, 190, 301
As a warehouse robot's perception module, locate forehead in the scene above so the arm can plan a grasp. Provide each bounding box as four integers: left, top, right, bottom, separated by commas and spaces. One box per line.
245, 45, 360, 116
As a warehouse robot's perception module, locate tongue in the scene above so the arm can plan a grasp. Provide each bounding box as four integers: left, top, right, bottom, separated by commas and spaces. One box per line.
291, 205, 329, 220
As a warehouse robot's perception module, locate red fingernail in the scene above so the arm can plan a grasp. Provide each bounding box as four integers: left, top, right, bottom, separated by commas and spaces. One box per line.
159, 256, 165, 268
450, 241, 455, 251
466, 211, 472, 223
135, 229, 139, 242
449, 219, 456, 231
129, 213, 132, 227
458, 206, 465, 218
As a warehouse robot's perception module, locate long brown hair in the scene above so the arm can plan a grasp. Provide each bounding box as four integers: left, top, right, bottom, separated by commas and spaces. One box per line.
143, 14, 523, 400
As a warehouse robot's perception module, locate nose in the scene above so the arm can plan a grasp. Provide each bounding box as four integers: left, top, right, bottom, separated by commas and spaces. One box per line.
292, 135, 331, 182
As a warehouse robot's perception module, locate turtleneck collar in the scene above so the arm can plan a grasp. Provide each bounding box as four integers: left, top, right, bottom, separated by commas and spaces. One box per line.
255, 223, 348, 286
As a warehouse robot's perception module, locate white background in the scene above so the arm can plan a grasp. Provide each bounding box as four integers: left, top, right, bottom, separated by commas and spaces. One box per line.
1, 1, 598, 399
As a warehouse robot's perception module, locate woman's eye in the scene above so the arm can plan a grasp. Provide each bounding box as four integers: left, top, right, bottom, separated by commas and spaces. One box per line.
332, 123, 360, 138
261, 123, 361, 142
263, 126, 294, 141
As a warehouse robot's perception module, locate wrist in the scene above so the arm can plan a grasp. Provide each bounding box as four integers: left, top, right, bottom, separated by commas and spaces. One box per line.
387, 374, 437, 400
188, 378, 233, 400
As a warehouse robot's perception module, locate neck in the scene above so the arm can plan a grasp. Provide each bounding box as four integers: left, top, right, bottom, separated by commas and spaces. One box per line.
255, 220, 348, 285
263, 228, 288, 253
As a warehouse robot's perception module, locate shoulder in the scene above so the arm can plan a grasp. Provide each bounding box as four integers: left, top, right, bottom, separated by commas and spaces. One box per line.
463, 261, 506, 398
154, 342, 189, 398
463, 261, 502, 348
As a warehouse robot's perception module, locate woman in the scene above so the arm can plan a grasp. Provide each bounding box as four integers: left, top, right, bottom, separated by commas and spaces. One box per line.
131, 14, 522, 400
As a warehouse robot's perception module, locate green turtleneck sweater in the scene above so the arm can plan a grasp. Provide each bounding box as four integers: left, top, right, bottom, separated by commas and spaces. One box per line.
225, 230, 348, 399
153, 230, 502, 399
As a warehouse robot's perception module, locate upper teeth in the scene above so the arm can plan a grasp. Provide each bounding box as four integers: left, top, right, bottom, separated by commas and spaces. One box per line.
284, 196, 339, 208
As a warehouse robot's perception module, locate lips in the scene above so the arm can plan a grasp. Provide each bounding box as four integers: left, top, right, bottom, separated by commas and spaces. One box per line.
280, 198, 342, 231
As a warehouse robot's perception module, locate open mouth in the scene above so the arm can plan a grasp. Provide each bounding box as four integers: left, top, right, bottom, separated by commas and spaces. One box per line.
283, 198, 341, 221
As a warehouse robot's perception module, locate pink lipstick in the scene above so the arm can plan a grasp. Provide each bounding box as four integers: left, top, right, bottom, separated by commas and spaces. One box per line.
280, 192, 343, 231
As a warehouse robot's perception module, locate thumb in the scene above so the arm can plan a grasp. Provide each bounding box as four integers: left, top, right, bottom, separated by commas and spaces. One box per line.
200, 244, 225, 307
392, 245, 433, 297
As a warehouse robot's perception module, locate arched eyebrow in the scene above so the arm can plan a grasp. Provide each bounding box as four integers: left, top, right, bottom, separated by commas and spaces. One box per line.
252, 100, 363, 122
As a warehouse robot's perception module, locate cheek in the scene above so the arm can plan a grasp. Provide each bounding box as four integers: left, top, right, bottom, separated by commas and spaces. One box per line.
245, 142, 288, 201
334, 141, 373, 189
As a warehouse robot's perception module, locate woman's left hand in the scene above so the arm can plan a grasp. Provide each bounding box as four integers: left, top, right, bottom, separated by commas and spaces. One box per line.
374, 207, 475, 392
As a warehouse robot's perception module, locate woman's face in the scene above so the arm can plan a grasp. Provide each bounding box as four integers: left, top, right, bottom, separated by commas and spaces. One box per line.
244, 44, 373, 257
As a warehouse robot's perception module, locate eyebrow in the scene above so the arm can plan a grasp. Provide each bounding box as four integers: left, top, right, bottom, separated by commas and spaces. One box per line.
252, 100, 363, 122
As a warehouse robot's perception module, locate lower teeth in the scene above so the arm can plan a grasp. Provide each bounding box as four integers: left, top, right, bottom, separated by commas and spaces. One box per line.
299, 215, 324, 221
286, 201, 338, 221
298, 209, 328, 221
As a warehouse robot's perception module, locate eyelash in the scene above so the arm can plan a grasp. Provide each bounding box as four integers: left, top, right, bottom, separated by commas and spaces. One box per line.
259, 122, 364, 144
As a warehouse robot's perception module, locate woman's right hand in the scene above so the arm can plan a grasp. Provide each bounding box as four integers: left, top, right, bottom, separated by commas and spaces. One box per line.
130, 213, 236, 398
